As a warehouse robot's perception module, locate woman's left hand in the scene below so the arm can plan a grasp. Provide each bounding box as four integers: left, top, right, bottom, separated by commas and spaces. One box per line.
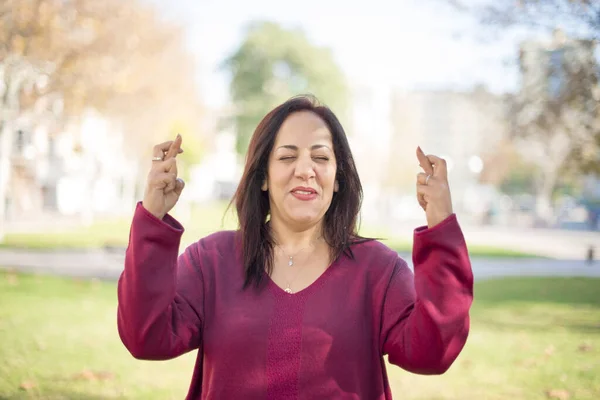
415, 146, 454, 228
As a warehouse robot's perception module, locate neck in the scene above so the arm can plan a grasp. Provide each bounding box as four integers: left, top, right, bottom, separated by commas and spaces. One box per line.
269, 217, 323, 253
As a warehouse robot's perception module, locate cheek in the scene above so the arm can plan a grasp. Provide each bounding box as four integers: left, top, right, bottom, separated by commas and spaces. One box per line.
267, 165, 286, 184
269, 169, 293, 195
317, 167, 337, 191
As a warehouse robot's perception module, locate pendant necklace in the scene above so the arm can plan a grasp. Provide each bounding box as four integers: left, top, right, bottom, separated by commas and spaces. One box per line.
277, 241, 316, 268
276, 238, 320, 294
283, 262, 306, 294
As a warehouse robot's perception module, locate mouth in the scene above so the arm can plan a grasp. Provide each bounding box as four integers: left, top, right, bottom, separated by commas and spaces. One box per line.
290, 186, 318, 201
291, 187, 317, 195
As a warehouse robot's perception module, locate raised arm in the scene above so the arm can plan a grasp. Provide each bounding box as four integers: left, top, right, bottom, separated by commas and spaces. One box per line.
380, 146, 473, 374
117, 203, 204, 360
117, 135, 202, 360
380, 214, 473, 374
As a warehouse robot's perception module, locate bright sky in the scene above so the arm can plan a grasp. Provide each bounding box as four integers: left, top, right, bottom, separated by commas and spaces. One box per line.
147, 0, 526, 108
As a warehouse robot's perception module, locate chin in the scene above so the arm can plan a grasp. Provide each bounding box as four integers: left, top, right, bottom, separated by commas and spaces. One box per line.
288, 212, 319, 225
286, 207, 324, 226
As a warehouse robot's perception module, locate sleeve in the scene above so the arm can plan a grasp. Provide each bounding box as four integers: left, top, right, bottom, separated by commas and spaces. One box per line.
117, 202, 204, 361
380, 213, 473, 375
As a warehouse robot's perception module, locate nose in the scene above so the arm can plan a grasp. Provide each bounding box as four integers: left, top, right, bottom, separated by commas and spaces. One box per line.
294, 153, 316, 181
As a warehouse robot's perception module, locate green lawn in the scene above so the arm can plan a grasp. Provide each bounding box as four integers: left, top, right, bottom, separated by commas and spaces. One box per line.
0, 272, 598, 399
0, 202, 239, 251
1, 202, 538, 258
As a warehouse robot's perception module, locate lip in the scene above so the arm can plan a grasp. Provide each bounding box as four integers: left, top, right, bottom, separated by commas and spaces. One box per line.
291, 186, 317, 194
290, 186, 318, 201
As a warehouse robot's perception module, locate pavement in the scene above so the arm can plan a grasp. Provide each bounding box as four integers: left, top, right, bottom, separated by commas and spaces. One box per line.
1, 247, 599, 282
386, 220, 600, 261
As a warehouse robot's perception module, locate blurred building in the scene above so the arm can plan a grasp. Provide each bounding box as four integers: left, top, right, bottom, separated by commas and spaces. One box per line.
8, 109, 138, 222
518, 29, 600, 228
388, 86, 509, 217
186, 105, 241, 203
519, 29, 597, 103
346, 84, 394, 224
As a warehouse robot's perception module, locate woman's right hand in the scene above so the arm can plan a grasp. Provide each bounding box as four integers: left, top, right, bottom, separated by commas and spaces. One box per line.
142, 134, 185, 220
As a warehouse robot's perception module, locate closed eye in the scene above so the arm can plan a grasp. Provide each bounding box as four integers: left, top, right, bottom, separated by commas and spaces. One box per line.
278, 156, 329, 161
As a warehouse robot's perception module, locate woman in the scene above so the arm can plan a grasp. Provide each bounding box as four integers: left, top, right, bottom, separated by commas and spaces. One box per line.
117, 95, 473, 399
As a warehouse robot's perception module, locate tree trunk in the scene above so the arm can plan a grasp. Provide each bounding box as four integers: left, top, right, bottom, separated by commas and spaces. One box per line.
535, 175, 557, 226
531, 128, 573, 226
534, 155, 562, 226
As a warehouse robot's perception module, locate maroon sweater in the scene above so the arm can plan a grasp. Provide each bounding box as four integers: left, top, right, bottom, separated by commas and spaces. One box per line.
117, 203, 473, 399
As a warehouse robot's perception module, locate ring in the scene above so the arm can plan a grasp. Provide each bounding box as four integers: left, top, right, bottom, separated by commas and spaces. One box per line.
425, 174, 431, 185
152, 156, 163, 162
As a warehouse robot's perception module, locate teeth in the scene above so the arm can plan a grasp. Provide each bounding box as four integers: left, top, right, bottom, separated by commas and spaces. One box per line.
295, 190, 312, 194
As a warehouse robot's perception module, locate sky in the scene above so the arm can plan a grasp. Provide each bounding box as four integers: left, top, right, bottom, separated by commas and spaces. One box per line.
147, 0, 529, 108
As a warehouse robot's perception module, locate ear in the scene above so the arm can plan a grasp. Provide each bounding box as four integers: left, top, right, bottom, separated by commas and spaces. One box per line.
261, 180, 268, 191
334, 180, 339, 192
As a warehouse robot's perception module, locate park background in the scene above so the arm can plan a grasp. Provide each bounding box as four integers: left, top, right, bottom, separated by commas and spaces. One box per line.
1, 0, 599, 399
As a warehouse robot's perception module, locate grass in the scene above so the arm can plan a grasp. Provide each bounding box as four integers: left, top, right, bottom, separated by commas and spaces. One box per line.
0, 202, 239, 251
380, 238, 540, 258
0, 272, 598, 399
387, 278, 600, 400
1, 202, 538, 258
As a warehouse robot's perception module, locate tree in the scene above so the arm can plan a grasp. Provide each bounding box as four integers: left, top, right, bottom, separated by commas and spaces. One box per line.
92, 4, 204, 202
508, 32, 599, 221
445, 0, 600, 39
222, 21, 348, 156
0, 0, 93, 238
0, 0, 203, 238
443, 0, 600, 221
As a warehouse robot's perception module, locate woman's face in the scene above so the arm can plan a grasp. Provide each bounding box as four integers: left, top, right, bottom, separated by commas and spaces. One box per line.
264, 111, 338, 229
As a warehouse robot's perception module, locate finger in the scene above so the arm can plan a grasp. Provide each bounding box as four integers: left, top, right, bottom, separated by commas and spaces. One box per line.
416, 192, 427, 210
416, 146, 434, 176
151, 157, 178, 176
416, 172, 434, 186
153, 146, 183, 159
164, 134, 182, 160
163, 173, 178, 193
416, 184, 432, 198
153, 140, 176, 159
425, 154, 448, 178
416, 180, 428, 210
148, 172, 177, 191
164, 179, 177, 193
163, 157, 178, 175
174, 178, 185, 196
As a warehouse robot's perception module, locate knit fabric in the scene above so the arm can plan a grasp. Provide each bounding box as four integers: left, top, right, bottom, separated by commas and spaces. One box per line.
117, 202, 474, 399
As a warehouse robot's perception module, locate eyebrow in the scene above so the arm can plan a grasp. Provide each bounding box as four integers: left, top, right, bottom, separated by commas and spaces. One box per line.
276, 144, 332, 151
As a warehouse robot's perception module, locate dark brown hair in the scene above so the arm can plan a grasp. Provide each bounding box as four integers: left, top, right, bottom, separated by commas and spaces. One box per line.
230, 95, 369, 289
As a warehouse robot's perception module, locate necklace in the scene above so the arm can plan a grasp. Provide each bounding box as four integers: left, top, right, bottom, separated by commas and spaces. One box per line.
280, 246, 310, 294
276, 240, 318, 267
276, 238, 321, 294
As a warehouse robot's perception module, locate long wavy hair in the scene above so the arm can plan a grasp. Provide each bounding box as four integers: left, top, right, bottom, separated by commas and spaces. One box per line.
230, 95, 369, 289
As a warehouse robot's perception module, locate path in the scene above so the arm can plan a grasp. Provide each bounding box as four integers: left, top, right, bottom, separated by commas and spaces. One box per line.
1, 248, 599, 282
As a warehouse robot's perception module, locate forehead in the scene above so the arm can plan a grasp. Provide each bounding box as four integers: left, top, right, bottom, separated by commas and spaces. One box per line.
274, 111, 333, 146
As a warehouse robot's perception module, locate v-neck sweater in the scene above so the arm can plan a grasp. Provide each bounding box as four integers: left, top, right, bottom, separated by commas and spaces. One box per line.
117, 202, 474, 399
